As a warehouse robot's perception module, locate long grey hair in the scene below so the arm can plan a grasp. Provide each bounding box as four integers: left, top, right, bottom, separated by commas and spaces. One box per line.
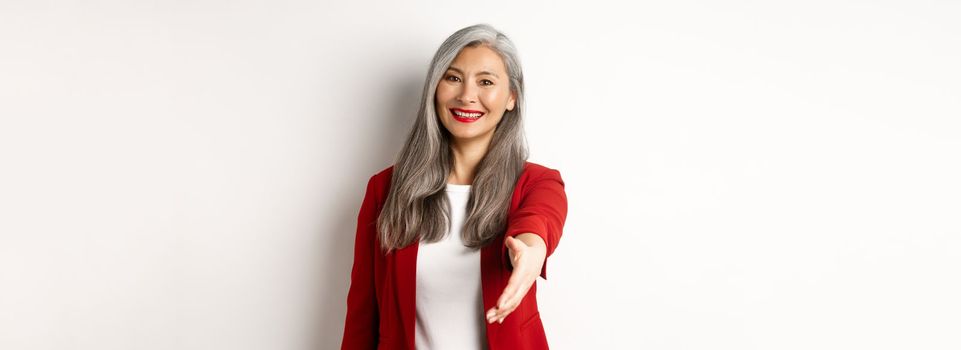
377, 23, 529, 251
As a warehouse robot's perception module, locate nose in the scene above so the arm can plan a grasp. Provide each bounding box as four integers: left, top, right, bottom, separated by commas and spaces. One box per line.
456, 82, 477, 104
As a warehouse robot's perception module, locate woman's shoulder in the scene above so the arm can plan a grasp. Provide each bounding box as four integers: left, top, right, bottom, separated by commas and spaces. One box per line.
522, 161, 563, 179
366, 161, 562, 189
366, 165, 394, 190
517, 161, 565, 193
373, 164, 394, 180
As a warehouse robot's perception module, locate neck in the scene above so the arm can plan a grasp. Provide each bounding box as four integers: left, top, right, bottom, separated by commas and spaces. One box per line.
448, 135, 492, 185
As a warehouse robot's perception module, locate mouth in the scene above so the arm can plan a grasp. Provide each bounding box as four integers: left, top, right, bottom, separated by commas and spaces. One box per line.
450, 108, 485, 123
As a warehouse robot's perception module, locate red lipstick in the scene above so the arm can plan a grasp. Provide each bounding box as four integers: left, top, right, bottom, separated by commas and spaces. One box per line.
450, 108, 485, 123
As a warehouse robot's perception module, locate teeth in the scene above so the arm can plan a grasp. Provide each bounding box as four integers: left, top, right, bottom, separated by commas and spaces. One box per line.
453, 110, 483, 118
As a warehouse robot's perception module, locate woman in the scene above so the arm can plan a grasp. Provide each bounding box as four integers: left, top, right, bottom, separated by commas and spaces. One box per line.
341, 23, 568, 350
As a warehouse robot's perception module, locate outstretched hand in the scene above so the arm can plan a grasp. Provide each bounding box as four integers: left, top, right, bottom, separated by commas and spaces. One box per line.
486, 233, 546, 324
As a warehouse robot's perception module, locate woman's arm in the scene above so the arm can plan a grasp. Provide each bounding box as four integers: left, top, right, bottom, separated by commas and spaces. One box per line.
503, 168, 568, 279
341, 175, 381, 349
487, 168, 568, 324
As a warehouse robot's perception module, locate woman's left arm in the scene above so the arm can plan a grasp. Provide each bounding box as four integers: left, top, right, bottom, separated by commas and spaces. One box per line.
487, 168, 568, 324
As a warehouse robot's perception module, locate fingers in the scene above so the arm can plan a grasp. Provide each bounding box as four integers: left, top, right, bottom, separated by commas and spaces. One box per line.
498, 271, 524, 309
486, 235, 540, 324
486, 267, 534, 324
486, 286, 527, 324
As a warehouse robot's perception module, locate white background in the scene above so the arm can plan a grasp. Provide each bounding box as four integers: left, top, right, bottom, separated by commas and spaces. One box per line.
2, 1, 959, 349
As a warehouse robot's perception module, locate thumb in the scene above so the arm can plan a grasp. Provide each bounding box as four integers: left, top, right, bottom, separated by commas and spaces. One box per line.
505, 235, 525, 252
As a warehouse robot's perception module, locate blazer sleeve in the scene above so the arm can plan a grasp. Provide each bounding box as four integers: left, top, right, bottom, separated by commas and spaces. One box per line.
340, 174, 381, 350
504, 168, 568, 279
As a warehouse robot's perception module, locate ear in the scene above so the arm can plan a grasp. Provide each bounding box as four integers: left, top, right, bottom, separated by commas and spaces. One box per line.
507, 90, 517, 112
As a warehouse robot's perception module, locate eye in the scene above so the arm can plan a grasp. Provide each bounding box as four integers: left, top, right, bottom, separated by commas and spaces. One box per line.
445, 74, 461, 82
480, 79, 494, 86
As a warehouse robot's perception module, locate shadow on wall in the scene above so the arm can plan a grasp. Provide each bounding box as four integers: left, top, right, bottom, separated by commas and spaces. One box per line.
308, 65, 425, 349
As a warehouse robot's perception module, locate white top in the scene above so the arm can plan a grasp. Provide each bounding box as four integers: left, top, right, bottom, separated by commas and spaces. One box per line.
414, 183, 488, 349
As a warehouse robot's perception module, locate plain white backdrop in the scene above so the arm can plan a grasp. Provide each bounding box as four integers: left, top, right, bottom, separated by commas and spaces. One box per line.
1, 1, 959, 349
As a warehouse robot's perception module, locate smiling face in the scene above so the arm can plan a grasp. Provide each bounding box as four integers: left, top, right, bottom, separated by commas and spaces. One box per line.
435, 45, 516, 144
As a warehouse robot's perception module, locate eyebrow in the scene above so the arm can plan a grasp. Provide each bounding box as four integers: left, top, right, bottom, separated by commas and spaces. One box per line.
447, 66, 500, 78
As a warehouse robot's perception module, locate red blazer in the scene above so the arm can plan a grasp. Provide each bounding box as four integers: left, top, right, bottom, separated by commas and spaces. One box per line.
341, 161, 568, 350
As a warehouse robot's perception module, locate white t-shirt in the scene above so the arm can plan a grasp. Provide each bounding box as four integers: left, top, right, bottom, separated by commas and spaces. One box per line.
414, 183, 488, 349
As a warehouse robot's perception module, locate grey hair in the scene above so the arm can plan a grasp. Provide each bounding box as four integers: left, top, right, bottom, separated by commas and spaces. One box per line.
377, 23, 529, 251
